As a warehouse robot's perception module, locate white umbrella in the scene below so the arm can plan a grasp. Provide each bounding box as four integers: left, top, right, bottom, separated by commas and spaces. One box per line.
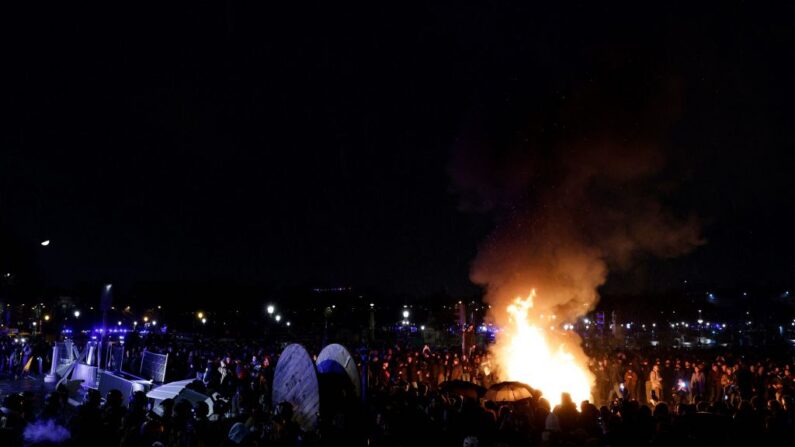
147, 379, 215, 416
146, 379, 196, 400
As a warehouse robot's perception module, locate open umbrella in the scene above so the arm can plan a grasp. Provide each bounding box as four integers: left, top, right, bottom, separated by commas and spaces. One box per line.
485, 381, 534, 402
146, 379, 196, 401
441, 380, 486, 399
147, 379, 215, 416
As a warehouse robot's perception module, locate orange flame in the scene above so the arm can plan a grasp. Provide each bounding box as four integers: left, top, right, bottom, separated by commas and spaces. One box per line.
493, 290, 593, 408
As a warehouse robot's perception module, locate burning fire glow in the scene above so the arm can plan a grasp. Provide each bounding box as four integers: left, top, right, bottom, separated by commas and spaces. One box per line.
494, 290, 593, 408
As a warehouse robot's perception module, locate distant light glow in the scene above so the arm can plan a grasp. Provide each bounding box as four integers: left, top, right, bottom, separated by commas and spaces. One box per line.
41, 240, 50, 246
73, 310, 81, 318
275, 314, 282, 322
266, 305, 275, 315
402, 310, 410, 318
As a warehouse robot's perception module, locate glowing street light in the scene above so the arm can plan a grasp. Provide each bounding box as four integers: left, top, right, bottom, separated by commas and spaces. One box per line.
402, 310, 410, 319
267, 305, 275, 315
286, 321, 291, 327
201, 318, 207, 324
40, 240, 50, 246
275, 314, 282, 322
117, 321, 122, 326
73, 310, 81, 318
197, 311, 204, 320
44, 315, 50, 321
143, 316, 149, 322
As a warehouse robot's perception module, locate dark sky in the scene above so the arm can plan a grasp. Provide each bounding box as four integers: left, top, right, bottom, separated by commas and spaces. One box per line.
2, 3, 794, 299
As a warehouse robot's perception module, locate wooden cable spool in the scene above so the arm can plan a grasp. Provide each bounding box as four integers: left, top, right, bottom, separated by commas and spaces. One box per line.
272, 344, 320, 432
316, 343, 361, 399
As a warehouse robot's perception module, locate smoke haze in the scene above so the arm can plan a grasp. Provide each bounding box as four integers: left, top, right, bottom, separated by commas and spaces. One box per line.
452, 55, 703, 326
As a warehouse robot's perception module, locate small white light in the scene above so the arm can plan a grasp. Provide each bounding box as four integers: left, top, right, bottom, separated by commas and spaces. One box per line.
275, 314, 282, 322
402, 310, 410, 319
117, 321, 122, 326
286, 321, 291, 327
73, 310, 81, 318
201, 318, 207, 324
267, 305, 275, 315
152, 320, 157, 326
420, 325, 425, 330
41, 240, 50, 246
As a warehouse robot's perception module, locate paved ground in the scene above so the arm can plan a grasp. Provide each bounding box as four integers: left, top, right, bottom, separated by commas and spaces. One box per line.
0, 374, 54, 398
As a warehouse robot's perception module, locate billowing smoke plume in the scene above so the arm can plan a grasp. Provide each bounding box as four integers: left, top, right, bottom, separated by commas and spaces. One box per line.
452, 61, 703, 334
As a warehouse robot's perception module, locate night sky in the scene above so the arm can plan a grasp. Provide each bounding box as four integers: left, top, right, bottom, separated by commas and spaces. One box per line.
2, 3, 794, 300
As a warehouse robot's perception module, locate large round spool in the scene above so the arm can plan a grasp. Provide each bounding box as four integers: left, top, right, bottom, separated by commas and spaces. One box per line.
316, 343, 361, 398
272, 344, 320, 432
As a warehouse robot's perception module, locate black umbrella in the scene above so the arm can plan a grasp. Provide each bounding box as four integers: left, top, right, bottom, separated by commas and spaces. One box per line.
441, 380, 486, 399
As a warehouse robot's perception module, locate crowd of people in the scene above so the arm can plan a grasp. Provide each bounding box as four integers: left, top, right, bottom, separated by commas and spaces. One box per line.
1, 333, 794, 446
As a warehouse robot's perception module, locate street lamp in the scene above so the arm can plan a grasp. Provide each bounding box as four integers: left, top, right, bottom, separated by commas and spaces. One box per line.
201, 318, 207, 324
197, 311, 204, 320
73, 310, 81, 318
267, 305, 275, 315
402, 310, 410, 319
40, 240, 50, 246
44, 315, 50, 321
275, 314, 282, 322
